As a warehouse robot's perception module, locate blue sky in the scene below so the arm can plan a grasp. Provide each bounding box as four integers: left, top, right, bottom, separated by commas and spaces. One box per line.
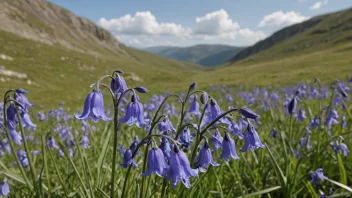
49, 0, 351, 48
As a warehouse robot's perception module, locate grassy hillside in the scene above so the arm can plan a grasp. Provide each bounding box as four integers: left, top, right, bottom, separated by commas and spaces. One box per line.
231, 7, 352, 63
0, 30, 201, 108
144, 44, 244, 66
192, 41, 352, 88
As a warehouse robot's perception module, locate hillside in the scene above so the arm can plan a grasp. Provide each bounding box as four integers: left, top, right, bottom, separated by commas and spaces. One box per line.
144, 44, 244, 66
230, 7, 352, 62
0, 0, 201, 107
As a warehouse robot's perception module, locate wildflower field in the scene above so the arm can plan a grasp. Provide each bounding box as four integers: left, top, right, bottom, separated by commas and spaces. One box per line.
0, 70, 351, 198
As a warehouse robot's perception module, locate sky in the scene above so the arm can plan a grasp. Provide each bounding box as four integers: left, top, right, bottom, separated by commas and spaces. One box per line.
49, 0, 351, 48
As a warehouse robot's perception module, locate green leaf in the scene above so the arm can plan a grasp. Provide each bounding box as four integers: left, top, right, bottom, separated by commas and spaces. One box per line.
304, 181, 319, 198
265, 143, 287, 187
237, 186, 281, 198
325, 177, 352, 193
337, 154, 347, 184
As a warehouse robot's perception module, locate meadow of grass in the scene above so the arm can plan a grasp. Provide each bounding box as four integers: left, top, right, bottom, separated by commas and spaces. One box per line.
0, 72, 351, 197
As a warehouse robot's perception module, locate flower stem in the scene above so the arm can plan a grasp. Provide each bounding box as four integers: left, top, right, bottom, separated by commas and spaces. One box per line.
121, 165, 133, 197
15, 105, 38, 195
110, 103, 119, 198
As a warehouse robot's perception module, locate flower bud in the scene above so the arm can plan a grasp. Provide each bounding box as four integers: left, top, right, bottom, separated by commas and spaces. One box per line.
200, 92, 208, 104
134, 86, 148, 93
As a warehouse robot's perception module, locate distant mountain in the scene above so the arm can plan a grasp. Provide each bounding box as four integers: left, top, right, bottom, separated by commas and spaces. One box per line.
144, 44, 244, 66
230, 7, 352, 62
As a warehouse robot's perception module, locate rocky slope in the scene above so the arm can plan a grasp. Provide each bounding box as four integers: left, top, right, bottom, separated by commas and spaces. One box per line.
0, 0, 124, 56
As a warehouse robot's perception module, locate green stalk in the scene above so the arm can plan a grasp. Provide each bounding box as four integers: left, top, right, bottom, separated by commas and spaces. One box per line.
41, 134, 50, 195
15, 105, 38, 195
121, 165, 133, 197
110, 104, 119, 198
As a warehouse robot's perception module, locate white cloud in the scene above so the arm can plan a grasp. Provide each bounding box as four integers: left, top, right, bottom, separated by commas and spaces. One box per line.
98, 11, 190, 36
309, 1, 328, 10
194, 9, 240, 36
258, 11, 309, 27
238, 29, 266, 43
99, 9, 266, 47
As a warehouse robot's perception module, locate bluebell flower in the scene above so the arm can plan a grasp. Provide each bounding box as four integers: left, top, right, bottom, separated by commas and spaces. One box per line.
340, 143, 349, 157
300, 137, 312, 150
75, 89, 112, 122
134, 86, 148, 93
325, 108, 338, 127
271, 93, 280, 102
288, 96, 297, 115
119, 94, 146, 128
20, 111, 36, 129
17, 150, 29, 167
81, 135, 90, 149
178, 126, 193, 149
309, 116, 320, 128
32, 150, 41, 156
239, 107, 259, 120
227, 119, 243, 139
37, 112, 46, 121
163, 146, 198, 188
159, 137, 172, 161
341, 116, 347, 128
47, 137, 59, 150
110, 74, 127, 95
296, 108, 306, 122
200, 92, 208, 104
220, 133, 239, 162
0, 179, 10, 196
15, 91, 33, 110
270, 128, 278, 138
141, 147, 168, 177
158, 117, 176, 134
120, 148, 138, 168
311, 168, 325, 186
129, 137, 141, 156
318, 190, 326, 198
195, 140, 219, 172
204, 99, 228, 124
225, 94, 233, 102
188, 95, 201, 117
189, 82, 196, 90
211, 129, 223, 151
7, 120, 22, 145
241, 123, 264, 152
6, 104, 17, 123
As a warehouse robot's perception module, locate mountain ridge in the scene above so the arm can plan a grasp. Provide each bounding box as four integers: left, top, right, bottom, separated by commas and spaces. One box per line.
144, 44, 245, 66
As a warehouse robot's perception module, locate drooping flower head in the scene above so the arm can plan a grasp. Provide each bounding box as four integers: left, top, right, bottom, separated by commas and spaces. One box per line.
110, 74, 128, 95
119, 94, 146, 128
81, 135, 90, 149
311, 168, 325, 186
17, 150, 29, 167
288, 96, 297, 115
158, 117, 176, 134
141, 147, 168, 177
159, 137, 172, 161
296, 108, 307, 122
239, 107, 259, 120
47, 137, 59, 150
75, 89, 112, 122
227, 119, 243, 139
0, 179, 10, 196
240, 123, 264, 152
120, 147, 138, 168
188, 95, 201, 117
178, 126, 193, 149
163, 146, 198, 188
220, 132, 239, 162
300, 137, 312, 150
211, 129, 223, 151
270, 128, 278, 138
195, 140, 219, 172
15, 89, 33, 110
325, 108, 339, 127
